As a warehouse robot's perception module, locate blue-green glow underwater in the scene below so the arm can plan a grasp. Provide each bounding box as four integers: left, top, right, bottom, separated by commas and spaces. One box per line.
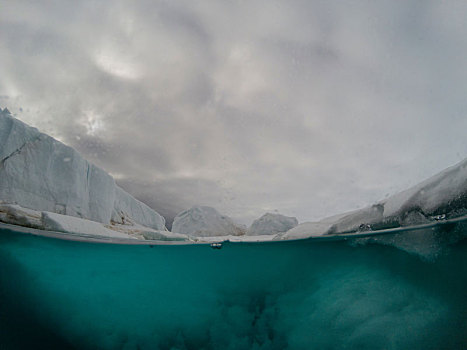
1, 225, 466, 349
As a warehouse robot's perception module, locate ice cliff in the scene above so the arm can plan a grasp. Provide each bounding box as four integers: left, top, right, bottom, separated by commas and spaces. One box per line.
247, 213, 298, 235
172, 206, 246, 237
0, 108, 166, 231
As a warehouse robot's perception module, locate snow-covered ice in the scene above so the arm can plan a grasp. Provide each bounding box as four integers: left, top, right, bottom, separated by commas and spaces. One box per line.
0, 203, 43, 229
247, 213, 298, 235
281, 157, 467, 240
41, 211, 136, 239
172, 206, 246, 237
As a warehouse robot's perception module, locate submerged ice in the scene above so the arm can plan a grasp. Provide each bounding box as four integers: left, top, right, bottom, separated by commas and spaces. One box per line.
0, 223, 466, 350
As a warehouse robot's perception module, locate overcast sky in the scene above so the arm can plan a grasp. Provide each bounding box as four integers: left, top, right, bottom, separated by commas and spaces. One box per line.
1, 0, 467, 226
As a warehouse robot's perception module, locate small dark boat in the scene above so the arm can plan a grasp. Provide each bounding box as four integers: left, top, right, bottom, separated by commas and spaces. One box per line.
210, 242, 223, 249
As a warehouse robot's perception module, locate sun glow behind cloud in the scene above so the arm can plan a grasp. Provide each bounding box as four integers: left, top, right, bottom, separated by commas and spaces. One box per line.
81, 110, 104, 136
94, 49, 141, 80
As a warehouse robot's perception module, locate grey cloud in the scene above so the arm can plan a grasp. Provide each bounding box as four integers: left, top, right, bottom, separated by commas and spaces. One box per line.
1, 0, 467, 226
117, 176, 233, 230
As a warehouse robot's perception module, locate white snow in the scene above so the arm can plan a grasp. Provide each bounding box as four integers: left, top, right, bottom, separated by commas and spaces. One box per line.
0, 110, 166, 231
172, 206, 246, 237
247, 213, 298, 235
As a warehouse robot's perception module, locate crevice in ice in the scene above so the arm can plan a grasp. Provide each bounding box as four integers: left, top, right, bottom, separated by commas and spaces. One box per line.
85, 164, 91, 191
0, 135, 43, 167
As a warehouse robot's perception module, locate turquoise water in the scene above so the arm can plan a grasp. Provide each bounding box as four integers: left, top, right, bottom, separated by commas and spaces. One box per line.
1, 224, 466, 349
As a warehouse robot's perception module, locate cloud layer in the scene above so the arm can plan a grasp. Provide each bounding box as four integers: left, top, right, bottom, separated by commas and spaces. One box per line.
2, 0, 467, 225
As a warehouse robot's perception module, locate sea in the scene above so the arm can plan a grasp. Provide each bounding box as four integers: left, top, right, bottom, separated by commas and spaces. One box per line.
0, 219, 466, 349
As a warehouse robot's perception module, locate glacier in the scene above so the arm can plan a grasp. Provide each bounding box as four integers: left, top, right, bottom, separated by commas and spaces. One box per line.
0, 108, 166, 232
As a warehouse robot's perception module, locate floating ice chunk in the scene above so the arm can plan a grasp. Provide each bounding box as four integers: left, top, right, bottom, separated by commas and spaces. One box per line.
139, 230, 188, 241
41, 211, 134, 239
0, 203, 43, 229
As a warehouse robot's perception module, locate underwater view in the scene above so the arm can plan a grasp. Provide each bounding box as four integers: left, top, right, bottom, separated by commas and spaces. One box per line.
1, 220, 466, 350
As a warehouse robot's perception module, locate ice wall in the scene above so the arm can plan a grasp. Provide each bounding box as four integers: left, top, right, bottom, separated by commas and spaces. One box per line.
0, 109, 166, 230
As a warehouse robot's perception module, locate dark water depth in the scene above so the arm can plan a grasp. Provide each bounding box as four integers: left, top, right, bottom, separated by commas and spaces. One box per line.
0, 224, 466, 350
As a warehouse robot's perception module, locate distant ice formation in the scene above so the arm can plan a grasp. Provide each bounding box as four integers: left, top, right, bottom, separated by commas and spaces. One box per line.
0, 108, 166, 232
247, 213, 298, 235
172, 206, 246, 237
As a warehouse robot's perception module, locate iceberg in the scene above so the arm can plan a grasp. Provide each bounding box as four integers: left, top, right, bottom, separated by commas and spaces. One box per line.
172, 206, 246, 237
0, 109, 166, 233
283, 156, 467, 240
247, 212, 298, 235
